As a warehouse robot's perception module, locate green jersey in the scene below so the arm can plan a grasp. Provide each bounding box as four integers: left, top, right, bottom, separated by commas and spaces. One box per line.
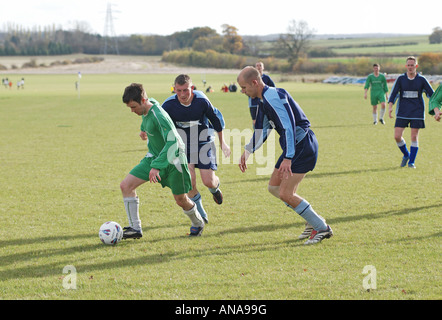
364, 73, 388, 95
140, 98, 186, 170
429, 84, 442, 115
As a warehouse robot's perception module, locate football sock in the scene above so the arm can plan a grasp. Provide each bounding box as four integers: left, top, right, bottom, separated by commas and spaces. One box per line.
191, 193, 208, 221
379, 108, 386, 120
183, 204, 204, 227
372, 113, 378, 122
124, 197, 141, 231
290, 199, 327, 231
397, 139, 410, 158
409, 142, 419, 164
208, 181, 220, 194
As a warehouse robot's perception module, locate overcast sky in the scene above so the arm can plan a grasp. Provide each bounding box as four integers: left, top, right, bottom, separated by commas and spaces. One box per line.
1, 0, 440, 36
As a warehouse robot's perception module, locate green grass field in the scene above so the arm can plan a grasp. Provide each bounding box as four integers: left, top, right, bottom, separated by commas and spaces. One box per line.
0, 73, 440, 301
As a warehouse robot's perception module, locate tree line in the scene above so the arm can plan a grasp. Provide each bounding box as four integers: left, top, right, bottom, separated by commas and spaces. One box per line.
1, 22, 441, 75
0, 24, 252, 56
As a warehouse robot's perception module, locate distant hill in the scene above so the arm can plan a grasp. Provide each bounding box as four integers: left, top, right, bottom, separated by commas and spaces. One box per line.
243, 33, 428, 41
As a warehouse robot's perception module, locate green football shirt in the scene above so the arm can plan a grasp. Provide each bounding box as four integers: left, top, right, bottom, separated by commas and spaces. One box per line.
364, 73, 388, 95
429, 84, 441, 115
140, 98, 186, 170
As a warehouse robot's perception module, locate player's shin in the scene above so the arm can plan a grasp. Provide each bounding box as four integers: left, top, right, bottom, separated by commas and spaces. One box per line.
409, 141, 419, 164
124, 197, 141, 231
191, 192, 208, 223
183, 203, 204, 227
290, 199, 327, 231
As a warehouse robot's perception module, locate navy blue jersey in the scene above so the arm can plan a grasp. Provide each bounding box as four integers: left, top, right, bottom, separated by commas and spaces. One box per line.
262, 73, 275, 87
162, 90, 225, 152
388, 73, 434, 120
245, 86, 310, 159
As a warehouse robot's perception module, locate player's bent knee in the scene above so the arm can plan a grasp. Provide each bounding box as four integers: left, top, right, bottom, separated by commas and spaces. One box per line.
268, 185, 280, 199
120, 180, 128, 192
120, 177, 137, 195
174, 194, 191, 209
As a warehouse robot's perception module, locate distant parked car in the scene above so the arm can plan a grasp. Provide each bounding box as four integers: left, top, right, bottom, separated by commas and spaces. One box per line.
323, 76, 367, 85
323, 76, 341, 84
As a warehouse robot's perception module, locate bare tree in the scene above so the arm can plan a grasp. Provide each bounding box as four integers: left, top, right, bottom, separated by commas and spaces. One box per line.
278, 20, 315, 67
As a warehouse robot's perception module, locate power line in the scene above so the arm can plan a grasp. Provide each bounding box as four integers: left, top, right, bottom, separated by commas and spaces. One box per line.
102, 2, 119, 55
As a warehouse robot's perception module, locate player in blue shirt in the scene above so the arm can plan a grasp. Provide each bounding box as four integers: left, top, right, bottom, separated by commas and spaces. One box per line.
388, 56, 434, 168
162, 75, 231, 224
237, 66, 333, 245
249, 62, 276, 127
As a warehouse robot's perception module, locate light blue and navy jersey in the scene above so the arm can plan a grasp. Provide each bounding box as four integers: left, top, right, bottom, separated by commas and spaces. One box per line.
162, 90, 225, 152
245, 86, 310, 160
388, 73, 434, 120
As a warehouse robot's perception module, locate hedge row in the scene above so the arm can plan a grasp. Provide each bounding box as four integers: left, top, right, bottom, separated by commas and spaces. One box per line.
162, 50, 442, 76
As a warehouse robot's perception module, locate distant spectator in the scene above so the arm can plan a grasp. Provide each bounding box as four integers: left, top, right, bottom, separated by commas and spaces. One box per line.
248, 61, 276, 126
17, 78, 25, 89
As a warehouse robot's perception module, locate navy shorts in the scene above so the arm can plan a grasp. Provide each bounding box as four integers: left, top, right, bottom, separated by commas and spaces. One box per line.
395, 118, 425, 129
187, 142, 217, 170
275, 129, 318, 174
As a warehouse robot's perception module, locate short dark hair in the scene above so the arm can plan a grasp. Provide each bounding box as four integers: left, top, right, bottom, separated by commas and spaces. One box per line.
373, 63, 379, 67
122, 83, 145, 104
174, 74, 192, 86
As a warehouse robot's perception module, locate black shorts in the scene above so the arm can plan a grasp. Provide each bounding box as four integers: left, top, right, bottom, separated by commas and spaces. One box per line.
395, 118, 425, 129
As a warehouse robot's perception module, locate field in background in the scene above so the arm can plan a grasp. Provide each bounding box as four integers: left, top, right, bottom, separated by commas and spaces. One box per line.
0, 73, 441, 300
1, 34, 442, 78
311, 35, 442, 55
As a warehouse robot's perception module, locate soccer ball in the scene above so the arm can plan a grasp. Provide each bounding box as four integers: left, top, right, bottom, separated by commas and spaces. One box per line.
99, 221, 123, 245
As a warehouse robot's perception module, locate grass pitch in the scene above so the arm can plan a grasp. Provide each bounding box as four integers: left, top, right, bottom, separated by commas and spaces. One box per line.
0, 73, 440, 300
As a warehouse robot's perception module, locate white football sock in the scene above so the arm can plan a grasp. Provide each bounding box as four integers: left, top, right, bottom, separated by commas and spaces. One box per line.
124, 197, 141, 231
183, 204, 204, 227
379, 108, 386, 120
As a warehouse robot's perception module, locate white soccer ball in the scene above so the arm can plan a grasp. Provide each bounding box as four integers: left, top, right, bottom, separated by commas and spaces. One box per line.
99, 221, 123, 245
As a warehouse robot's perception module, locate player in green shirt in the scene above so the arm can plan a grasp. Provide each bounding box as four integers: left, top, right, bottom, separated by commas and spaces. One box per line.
364, 63, 389, 125
429, 83, 441, 122
120, 83, 205, 239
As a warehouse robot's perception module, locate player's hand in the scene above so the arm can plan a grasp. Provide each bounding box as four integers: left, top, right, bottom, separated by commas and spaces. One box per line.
149, 168, 161, 183
434, 109, 441, 122
140, 131, 148, 140
278, 159, 293, 180
388, 103, 394, 119
221, 142, 231, 158
239, 150, 250, 173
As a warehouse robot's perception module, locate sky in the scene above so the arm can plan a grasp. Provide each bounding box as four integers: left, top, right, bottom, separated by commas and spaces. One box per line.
0, 0, 440, 37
